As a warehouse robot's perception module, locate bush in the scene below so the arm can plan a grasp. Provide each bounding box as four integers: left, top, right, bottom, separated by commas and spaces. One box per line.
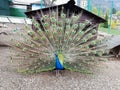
111, 20, 118, 29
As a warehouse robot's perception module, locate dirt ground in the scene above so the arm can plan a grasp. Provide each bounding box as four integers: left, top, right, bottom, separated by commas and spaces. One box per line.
0, 23, 120, 90
0, 46, 120, 90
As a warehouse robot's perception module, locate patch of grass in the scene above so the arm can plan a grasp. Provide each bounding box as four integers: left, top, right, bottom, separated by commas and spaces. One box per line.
99, 27, 120, 35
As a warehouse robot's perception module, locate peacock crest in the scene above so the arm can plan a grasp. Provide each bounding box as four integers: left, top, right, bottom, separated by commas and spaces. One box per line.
10, 7, 108, 74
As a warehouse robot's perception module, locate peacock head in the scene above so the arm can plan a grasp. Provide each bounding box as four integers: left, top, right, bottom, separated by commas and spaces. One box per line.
54, 52, 58, 57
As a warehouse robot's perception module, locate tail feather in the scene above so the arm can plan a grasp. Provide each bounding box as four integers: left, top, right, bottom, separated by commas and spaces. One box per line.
10, 7, 108, 74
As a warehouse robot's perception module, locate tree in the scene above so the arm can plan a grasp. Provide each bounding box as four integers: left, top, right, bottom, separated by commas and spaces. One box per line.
102, 13, 108, 28
92, 7, 98, 15
92, 6, 104, 17
112, 8, 117, 14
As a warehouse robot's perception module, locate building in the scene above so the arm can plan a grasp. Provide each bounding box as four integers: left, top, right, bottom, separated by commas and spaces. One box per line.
0, 0, 10, 16
0, 0, 52, 17
25, 1, 105, 33
77, 0, 88, 9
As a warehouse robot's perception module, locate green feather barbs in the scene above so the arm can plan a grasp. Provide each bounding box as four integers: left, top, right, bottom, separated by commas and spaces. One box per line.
10, 8, 108, 74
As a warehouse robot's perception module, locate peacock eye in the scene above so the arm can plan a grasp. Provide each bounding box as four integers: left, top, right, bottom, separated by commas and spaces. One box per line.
37, 30, 42, 34
45, 30, 49, 34
72, 24, 78, 29
96, 51, 103, 56
57, 20, 63, 26
31, 44, 35, 47
43, 15, 49, 19
79, 31, 84, 35
53, 31, 57, 35
91, 29, 96, 34
91, 41, 96, 45
61, 13, 66, 18
33, 36, 39, 41
16, 43, 21, 47
20, 33, 24, 36
50, 17, 56, 23
10, 38, 14, 41
57, 27, 62, 31
87, 33, 92, 38
72, 15, 79, 22
52, 24, 56, 29
23, 48, 28, 52
72, 30, 76, 34
28, 31, 33, 35
85, 20, 90, 24
65, 19, 71, 24
66, 25, 70, 30
43, 23, 49, 28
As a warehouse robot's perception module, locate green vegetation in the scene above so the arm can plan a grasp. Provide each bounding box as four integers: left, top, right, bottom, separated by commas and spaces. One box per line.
102, 13, 108, 28
92, 7, 98, 15
111, 20, 119, 29
116, 11, 120, 16
99, 27, 120, 35
92, 7, 103, 17
112, 8, 117, 14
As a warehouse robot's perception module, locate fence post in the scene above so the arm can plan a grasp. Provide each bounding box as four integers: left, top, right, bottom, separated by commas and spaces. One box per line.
40, 0, 43, 9
87, 0, 91, 11
108, 1, 114, 33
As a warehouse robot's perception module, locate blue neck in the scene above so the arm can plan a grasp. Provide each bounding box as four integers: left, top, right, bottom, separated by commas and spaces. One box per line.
55, 54, 64, 70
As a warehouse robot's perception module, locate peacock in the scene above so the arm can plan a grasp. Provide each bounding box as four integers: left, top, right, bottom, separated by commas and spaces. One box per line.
9, 2, 109, 74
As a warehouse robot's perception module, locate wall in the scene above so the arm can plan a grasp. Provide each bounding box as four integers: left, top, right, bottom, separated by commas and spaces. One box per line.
0, 0, 10, 16
10, 6, 26, 17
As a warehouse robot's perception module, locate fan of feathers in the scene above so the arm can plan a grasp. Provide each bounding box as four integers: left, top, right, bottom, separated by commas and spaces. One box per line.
9, 8, 109, 74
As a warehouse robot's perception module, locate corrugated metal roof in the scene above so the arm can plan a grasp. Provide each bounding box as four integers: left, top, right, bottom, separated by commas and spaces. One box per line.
104, 35, 120, 49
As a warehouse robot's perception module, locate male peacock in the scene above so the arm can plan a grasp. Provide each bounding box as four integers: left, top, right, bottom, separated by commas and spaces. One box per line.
9, 2, 108, 74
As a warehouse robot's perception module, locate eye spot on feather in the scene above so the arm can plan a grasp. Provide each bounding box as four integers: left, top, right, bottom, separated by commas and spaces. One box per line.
10, 9, 107, 74
43, 23, 49, 28
50, 17, 56, 23
23, 48, 28, 52
72, 24, 78, 29
65, 19, 71, 24
61, 13, 66, 19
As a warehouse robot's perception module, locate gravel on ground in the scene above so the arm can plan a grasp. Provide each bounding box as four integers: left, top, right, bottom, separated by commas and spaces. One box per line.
0, 47, 120, 90
0, 23, 120, 90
